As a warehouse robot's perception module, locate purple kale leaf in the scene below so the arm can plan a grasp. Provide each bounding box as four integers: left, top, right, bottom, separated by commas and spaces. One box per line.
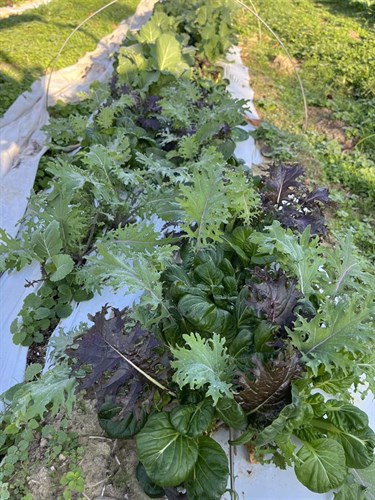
303, 187, 329, 205
261, 164, 329, 236
67, 306, 170, 411
235, 350, 302, 419
247, 268, 300, 328
277, 206, 327, 236
265, 164, 304, 204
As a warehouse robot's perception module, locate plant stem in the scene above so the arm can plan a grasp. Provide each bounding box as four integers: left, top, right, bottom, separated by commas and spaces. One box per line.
229, 427, 236, 500
104, 340, 176, 397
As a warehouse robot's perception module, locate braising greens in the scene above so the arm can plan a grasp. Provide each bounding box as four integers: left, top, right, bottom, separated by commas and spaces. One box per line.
1, 0, 374, 498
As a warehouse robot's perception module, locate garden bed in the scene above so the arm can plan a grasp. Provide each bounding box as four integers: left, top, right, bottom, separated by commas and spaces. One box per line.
0, 1, 374, 499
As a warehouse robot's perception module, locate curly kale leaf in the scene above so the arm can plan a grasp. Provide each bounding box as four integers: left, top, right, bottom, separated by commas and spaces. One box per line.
250, 221, 324, 297
176, 151, 230, 247
289, 295, 375, 375
171, 333, 233, 405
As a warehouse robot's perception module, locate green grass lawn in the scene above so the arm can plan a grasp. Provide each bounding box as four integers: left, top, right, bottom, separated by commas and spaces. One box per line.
0, 0, 138, 115
237, 0, 375, 260
0, 0, 27, 7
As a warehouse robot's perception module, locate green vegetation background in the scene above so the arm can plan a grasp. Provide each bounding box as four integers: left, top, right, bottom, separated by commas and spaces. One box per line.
237, 0, 374, 260
0, 0, 138, 114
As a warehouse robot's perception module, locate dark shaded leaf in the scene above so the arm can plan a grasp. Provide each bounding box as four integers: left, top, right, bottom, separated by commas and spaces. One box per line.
185, 437, 229, 500
290, 210, 327, 235
67, 306, 170, 413
266, 164, 304, 204
261, 164, 328, 236
247, 268, 300, 327
98, 402, 148, 438
235, 350, 302, 415
304, 187, 329, 205
136, 463, 165, 498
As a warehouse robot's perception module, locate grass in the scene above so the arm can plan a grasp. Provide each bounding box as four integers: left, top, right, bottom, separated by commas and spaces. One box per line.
236, 0, 375, 261
0, 0, 27, 7
0, 0, 138, 115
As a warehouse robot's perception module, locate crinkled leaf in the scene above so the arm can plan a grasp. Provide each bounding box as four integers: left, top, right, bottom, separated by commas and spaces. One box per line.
101, 219, 174, 253
235, 351, 302, 415
247, 268, 300, 326
0, 229, 31, 271
224, 169, 260, 224
24, 363, 43, 382
295, 439, 347, 493
289, 297, 374, 375
170, 399, 215, 438
171, 333, 233, 405
328, 233, 370, 294
68, 307, 170, 409
250, 221, 324, 296
136, 413, 199, 487
80, 242, 174, 314
177, 159, 230, 248
185, 437, 229, 500
3, 365, 76, 428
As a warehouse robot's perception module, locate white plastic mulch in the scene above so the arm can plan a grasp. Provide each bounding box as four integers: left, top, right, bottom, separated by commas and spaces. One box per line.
0, 0, 261, 399
0, 0, 160, 397
2, 3, 373, 499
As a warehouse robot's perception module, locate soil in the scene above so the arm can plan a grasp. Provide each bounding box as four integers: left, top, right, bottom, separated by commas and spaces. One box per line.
25, 398, 151, 500
307, 106, 356, 149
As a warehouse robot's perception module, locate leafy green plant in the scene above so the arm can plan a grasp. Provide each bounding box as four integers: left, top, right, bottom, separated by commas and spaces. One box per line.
1, 0, 374, 498
60, 468, 85, 500
156, 0, 238, 62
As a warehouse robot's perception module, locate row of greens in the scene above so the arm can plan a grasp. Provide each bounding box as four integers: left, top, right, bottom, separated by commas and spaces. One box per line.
1, 1, 374, 499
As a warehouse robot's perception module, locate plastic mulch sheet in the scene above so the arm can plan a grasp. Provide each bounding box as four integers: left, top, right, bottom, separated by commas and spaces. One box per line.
3, 4, 373, 498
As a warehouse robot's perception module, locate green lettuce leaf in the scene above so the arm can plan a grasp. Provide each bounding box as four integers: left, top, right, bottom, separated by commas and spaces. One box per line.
50, 254, 75, 282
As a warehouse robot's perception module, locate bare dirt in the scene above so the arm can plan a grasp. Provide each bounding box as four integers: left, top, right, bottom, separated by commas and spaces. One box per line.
26, 398, 150, 500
